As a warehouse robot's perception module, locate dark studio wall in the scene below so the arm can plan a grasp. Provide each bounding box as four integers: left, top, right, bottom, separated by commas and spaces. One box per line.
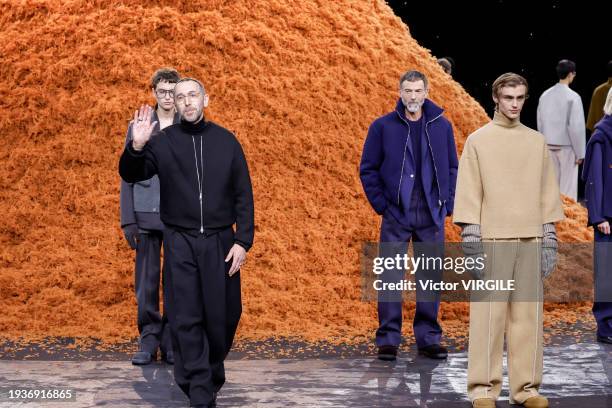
387, 0, 610, 131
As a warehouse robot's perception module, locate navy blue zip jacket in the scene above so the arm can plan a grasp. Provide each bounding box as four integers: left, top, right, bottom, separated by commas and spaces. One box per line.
359, 98, 458, 227
582, 114, 612, 226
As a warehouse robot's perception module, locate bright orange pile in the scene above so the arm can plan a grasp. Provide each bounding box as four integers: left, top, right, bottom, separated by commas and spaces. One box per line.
0, 0, 594, 345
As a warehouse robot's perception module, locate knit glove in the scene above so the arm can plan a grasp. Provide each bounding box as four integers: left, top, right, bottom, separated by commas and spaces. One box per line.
461, 224, 484, 279
541, 223, 558, 279
122, 223, 140, 250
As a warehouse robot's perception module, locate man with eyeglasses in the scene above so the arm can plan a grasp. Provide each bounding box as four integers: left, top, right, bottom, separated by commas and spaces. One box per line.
120, 67, 180, 366
119, 77, 254, 408
360, 70, 459, 361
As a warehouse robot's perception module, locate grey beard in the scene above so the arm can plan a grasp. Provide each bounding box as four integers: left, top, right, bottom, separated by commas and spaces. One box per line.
406, 103, 421, 113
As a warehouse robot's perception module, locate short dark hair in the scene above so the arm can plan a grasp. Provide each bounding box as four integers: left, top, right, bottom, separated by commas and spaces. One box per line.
399, 70, 428, 90
607, 60, 612, 78
556, 59, 576, 80
437, 58, 452, 74
150, 67, 180, 89
492, 72, 529, 98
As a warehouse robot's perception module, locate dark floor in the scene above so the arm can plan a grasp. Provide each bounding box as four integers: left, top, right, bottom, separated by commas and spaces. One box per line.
0, 339, 611, 407
0, 320, 609, 407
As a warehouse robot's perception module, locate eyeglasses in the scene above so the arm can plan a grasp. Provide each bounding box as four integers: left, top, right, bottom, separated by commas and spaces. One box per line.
155, 89, 175, 98
175, 91, 201, 105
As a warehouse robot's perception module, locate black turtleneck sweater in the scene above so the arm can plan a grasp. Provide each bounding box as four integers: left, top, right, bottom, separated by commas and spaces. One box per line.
119, 119, 254, 251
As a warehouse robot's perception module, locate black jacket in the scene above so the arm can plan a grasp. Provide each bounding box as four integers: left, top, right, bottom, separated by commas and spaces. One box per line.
119, 119, 254, 251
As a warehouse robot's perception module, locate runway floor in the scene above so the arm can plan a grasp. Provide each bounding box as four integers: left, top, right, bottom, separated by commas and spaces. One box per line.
1, 341, 611, 407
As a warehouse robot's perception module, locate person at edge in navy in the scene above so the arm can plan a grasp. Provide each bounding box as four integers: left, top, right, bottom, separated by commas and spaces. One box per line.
583, 87, 612, 345
360, 70, 458, 361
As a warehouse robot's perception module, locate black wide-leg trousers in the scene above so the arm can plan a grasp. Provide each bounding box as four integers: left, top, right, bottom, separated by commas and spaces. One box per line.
163, 227, 242, 407
135, 230, 172, 354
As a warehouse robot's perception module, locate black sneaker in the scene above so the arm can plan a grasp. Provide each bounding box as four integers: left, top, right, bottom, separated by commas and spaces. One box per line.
417, 344, 448, 359
377, 345, 398, 361
191, 393, 217, 408
597, 335, 612, 344
131, 350, 157, 365
161, 350, 175, 365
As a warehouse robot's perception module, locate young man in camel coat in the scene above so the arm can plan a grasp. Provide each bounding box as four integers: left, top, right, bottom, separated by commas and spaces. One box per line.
454, 73, 564, 408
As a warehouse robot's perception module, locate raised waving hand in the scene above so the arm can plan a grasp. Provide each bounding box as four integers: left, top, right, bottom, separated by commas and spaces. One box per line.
131, 105, 158, 151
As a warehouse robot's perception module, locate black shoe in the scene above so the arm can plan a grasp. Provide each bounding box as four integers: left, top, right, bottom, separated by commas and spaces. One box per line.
377, 345, 398, 361
418, 344, 448, 359
597, 335, 612, 344
131, 350, 157, 365
191, 393, 216, 408
161, 350, 174, 365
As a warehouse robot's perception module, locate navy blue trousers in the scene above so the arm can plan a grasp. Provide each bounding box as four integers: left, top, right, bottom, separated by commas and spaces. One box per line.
376, 192, 444, 349
593, 228, 612, 337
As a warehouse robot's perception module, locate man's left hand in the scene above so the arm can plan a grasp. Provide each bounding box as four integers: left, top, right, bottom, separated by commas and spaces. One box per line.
225, 244, 246, 276
597, 221, 611, 235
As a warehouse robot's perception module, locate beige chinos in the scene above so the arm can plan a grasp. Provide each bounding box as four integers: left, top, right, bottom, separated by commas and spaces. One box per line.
467, 238, 543, 404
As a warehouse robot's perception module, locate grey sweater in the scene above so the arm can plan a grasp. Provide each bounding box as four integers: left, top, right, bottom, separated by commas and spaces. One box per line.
119, 110, 180, 230
536, 83, 586, 159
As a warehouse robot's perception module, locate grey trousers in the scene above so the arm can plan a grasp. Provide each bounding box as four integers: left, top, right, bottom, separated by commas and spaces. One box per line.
548, 144, 578, 201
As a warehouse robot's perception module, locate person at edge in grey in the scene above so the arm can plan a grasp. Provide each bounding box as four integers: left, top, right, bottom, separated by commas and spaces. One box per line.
537, 59, 586, 201
360, 70, 459, 361
120, 67, 181, 366
119, 78, 254, 408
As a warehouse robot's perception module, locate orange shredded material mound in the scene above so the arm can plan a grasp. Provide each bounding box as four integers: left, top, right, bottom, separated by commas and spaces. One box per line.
0, 0, 595, 345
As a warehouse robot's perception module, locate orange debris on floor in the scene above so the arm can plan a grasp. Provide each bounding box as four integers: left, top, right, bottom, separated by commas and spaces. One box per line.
0, 0, 595, 347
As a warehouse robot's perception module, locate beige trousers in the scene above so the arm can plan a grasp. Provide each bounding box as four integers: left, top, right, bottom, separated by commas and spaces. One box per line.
548, 145, 578, 201
467, 238, 543, 404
